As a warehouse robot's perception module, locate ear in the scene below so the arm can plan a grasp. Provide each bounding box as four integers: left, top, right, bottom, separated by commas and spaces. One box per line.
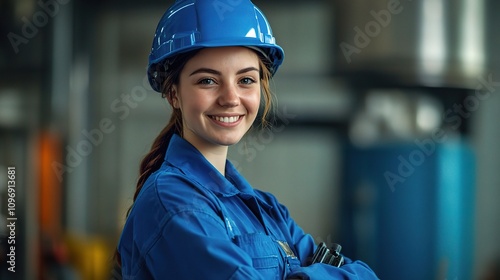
169, 85, 180, 109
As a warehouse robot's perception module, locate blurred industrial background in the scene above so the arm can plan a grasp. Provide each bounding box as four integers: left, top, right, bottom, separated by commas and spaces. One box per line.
0, 0, 499, 279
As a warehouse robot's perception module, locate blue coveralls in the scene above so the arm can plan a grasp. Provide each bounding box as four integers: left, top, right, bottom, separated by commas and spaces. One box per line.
118, 134, 378, 279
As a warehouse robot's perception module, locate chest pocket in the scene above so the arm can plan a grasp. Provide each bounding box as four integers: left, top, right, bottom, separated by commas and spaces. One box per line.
233, 233, 282, 280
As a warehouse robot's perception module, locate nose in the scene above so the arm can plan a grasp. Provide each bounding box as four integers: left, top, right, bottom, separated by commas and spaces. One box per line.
218, 83, 240, 108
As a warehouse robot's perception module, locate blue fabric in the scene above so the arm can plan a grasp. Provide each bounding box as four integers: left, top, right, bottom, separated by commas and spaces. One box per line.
118, 134, 378, 279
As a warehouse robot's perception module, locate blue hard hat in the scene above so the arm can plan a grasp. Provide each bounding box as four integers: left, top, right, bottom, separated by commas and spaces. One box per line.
147, 0, 285, 92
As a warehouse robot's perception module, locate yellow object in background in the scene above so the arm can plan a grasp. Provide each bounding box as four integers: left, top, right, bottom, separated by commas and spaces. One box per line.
65, 234, 114, 280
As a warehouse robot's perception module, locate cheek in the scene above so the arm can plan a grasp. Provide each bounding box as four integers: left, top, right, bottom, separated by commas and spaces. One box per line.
184, 103, 207, 122
245, 91, 262, 115
178, 91, 207, 113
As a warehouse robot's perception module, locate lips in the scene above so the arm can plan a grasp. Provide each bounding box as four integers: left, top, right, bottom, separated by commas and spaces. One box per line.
210, 115, 241, 123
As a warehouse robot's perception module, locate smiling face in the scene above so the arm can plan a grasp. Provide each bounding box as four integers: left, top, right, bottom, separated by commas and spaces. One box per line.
171, 47, 261, 154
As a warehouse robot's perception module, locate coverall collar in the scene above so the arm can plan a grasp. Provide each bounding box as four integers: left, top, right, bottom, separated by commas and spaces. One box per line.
164, 134, 272, 209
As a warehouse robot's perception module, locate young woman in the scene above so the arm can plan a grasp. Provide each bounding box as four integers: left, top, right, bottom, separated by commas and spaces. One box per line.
116, 0, 378, 279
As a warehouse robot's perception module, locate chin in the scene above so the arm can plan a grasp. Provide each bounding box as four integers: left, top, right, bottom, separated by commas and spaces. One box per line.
216, 139, 241, 147
214, 134, 244, 146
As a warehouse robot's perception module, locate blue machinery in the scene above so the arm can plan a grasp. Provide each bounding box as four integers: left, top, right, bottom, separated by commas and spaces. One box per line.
342, 141, 475, 279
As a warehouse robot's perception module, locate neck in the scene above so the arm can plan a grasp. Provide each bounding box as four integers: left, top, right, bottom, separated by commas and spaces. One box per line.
200, 146, 228, 176
181, 129, 231, 175
184, 136, 229, 175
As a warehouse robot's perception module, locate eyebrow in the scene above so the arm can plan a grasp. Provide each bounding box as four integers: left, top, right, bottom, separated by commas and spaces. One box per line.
189, 67, 259, 76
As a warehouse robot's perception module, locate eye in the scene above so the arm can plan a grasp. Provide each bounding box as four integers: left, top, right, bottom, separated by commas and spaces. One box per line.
197, 78, 217, 85
239, 77, 257, 85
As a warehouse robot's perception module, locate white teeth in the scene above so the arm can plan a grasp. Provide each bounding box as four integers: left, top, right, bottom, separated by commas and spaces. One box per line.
213, 116, 240, 123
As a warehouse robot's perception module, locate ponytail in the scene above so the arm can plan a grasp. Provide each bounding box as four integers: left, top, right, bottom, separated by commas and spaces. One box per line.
133, 109, 182, 201
130, 50, 199, 205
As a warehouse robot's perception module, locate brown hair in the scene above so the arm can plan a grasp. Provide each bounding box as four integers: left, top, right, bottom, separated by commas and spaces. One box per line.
114, 48, 275, 266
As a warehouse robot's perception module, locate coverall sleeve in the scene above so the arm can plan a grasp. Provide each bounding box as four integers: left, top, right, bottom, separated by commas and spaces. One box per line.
286, 258, 379, 280
265, 192, 379, 279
